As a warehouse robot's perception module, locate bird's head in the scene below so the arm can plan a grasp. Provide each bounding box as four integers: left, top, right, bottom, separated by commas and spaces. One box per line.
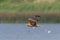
34, 15, 40, 21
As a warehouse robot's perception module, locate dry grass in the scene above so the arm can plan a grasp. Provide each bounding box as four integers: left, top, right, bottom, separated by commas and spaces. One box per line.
0, 12, 60, 18
34, 0, 56, 3
0, 12, 60, 23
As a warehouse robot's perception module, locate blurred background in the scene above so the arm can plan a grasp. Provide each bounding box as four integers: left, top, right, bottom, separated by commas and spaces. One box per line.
0, 0, 60, 23
0, 1, 60, 40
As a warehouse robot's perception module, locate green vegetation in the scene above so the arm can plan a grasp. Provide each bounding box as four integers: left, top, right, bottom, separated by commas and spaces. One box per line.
0, 0, 60, 12
0, 0, 60, 23
1, 17, 60, 23
0, 16, 60, 23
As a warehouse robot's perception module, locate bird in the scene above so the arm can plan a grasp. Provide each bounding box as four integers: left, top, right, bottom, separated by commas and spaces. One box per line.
26, 15, 40, 28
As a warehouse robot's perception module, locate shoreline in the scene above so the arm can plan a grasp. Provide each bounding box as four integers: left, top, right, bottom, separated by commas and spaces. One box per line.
0, 12, 60, 23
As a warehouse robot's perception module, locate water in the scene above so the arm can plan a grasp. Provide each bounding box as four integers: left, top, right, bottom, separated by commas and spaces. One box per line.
0, 23, 60, 40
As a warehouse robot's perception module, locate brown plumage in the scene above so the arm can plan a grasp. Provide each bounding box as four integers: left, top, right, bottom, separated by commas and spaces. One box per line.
27, 15, 40, 27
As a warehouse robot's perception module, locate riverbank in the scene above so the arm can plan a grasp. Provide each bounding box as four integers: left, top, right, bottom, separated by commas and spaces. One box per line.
0, 12, 60, 23
0, 0, 60, 23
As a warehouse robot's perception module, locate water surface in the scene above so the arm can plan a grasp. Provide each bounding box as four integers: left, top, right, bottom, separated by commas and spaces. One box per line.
0, 23, 60, 40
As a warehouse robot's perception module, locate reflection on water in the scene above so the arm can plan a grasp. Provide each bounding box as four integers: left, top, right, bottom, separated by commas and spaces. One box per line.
0, 23, 60, 40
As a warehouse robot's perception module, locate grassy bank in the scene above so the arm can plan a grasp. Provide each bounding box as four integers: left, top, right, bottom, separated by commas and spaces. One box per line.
0, 0, 60, 23
0, 1, 60, 12
0, 12, 60, 23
